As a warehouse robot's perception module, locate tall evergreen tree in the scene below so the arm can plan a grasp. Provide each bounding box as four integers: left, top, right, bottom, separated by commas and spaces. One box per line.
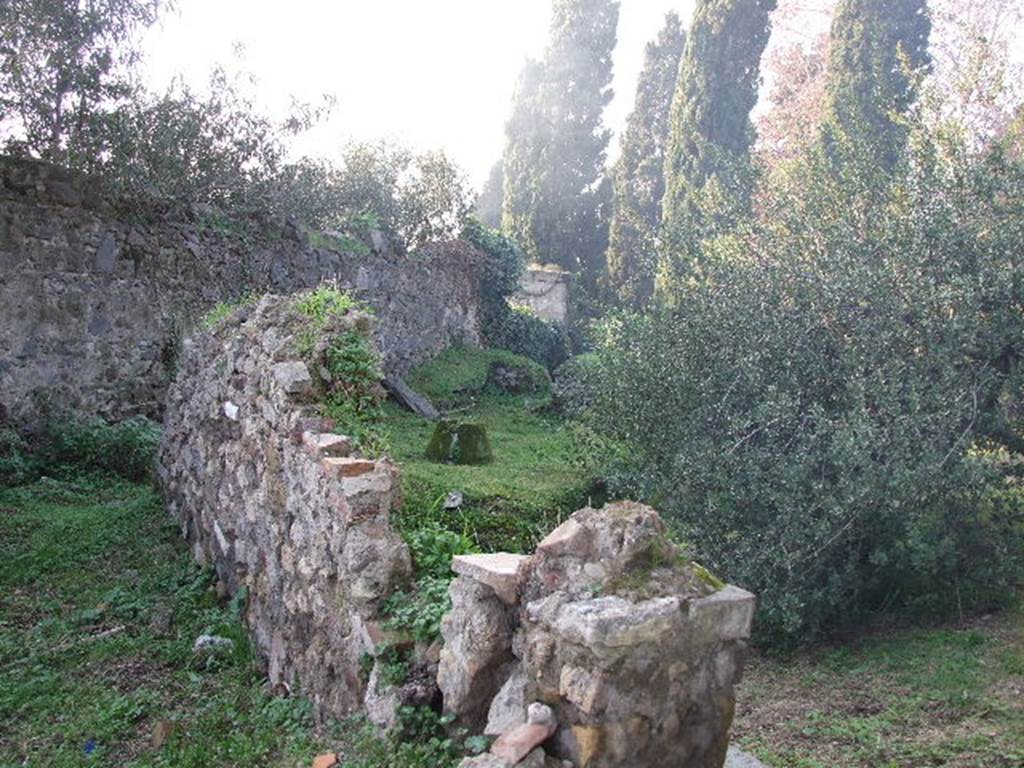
502, 0, 620, 280
475, 160, 505, 229
821, 0, 931, 172
605, 12, 687, 307
659, 0, 777, 287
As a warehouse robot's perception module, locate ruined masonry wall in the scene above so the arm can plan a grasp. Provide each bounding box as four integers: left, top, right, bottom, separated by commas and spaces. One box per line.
443, 503, 757, 768
0, 156, 483, 426
158, 296, 411, 717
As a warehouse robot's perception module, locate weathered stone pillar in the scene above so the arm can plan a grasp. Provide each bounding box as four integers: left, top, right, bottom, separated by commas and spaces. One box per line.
443, 502, 755, 768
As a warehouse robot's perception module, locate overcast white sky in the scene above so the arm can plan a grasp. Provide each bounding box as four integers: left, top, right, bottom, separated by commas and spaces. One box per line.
142, 0, 697, 186
141, 1, 1022, 189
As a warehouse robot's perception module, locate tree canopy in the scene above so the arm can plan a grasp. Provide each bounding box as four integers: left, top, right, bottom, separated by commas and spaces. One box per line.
821, 0, 931, 172
659, 0, 777, 290
501, 0, 619, 283
605, 12, 686, 307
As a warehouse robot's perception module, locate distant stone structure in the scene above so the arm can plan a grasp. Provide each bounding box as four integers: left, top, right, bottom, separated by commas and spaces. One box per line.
0, 156, 483, 428
515, 266, 571, 325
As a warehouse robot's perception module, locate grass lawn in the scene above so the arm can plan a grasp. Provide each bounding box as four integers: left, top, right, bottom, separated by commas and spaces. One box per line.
734, 608, 1024, 767
382, 346, 592, 554
0, 475, 329, 768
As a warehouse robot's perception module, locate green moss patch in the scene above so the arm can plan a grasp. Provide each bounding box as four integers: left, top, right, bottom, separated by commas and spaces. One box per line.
424, 421, 494, 465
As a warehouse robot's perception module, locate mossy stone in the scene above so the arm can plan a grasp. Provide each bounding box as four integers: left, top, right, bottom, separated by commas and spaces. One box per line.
425, 420, 494, 465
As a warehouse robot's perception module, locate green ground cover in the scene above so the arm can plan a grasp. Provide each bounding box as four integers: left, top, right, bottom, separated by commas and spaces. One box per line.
4, 345, 1020, 768
0, 475, 323, 768
735, 607, 1024, 767
384, 346, 592, 555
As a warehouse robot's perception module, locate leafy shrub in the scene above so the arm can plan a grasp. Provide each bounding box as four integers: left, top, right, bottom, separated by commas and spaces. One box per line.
486, 304, 572, 372
383, 577, 452, 644
294, 288, 387, 454
405, 520, 478, 580
0, 428, 36, 487
461, 218, 523, 313
462, 219, 571, 371
295, 284, 361, 322
552, 353, 600, 418
43, 416, 162, 482
200, 293, 259, 330
584, 130, 1024, 645
340, 707, 480, 768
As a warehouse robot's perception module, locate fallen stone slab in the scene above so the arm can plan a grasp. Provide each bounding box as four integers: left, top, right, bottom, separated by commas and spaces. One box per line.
384, 375, 440, 420
491, 721, 557, 765
453, 553, 531, 605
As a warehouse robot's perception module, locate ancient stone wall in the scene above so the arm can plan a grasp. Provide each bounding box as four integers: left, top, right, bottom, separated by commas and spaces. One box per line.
158, 292, 755, 763
514, 266, 571, 325
0, 156, 483, 427
159, 295, 412, 717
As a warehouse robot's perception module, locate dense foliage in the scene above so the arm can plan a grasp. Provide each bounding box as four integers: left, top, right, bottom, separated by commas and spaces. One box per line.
0, 3, 472, 252
659, 0, 777, 289
462, 219, 570, 370
585, 129, 1024, 644
0, 0, 167, 165
501, 0, 619, 285
0, 416, 161, 487
605, 12, 686, 307
821, 0, 931, 173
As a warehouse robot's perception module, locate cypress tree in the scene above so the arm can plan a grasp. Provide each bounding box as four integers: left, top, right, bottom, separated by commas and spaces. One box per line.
606, 12, 687, 307
660, 0, 777, 286
502, 0, 620, 279
821, 0, 931, 173
476, 160, 504, 229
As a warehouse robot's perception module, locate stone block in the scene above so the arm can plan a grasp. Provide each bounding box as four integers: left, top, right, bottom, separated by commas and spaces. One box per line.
551, 596, 683, 649
453, 553, 531, 605
272, 361, 313, 397
688, 585, 756, 641
536, 518, 587, 558
302, 431, 352, 458
486, 667, 527, 736
321, 457, 376, 479
438, 577, 516, 729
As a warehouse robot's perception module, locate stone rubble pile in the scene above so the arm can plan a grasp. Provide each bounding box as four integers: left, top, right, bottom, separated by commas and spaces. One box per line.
440, 502, 756, 768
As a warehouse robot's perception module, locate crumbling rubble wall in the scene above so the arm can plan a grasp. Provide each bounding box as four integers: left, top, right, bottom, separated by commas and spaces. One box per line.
158, 292, 756, 761
158, 294, 412, 717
